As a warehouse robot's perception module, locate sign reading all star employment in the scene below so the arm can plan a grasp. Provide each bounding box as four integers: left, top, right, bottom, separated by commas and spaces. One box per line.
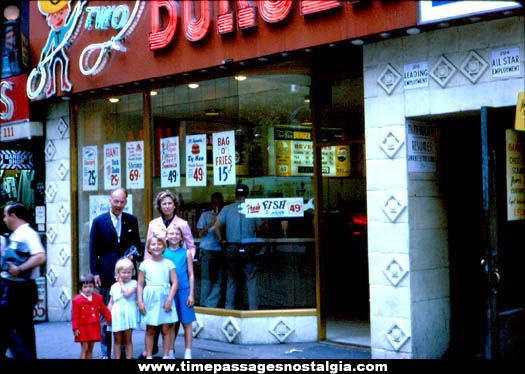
491, 46, 521, 80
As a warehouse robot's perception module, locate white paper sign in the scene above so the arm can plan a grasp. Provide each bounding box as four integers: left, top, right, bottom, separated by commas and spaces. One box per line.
35, 206, 45, 224
407, 122, 437, 173
126, 141, 144, 189
242, 198, 305, 218
104, 143, 121, 190
491, 47, 521, 79
82, 145, 98, 191
506, 130, 525, 221
89, 194, 133, 229
160, 136, 181, 187
186, 134, 207, 187
404, 61, 429, 90
213, 130, 236, 185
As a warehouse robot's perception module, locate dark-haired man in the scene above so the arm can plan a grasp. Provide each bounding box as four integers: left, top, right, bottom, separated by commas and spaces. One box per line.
1, 202, 46, 359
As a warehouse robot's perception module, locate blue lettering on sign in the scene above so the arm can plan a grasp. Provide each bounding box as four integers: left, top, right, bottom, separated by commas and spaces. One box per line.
84, 5, 130, 31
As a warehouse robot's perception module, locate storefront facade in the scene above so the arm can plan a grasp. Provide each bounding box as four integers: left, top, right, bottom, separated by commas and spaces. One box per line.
24, 0, 524, 358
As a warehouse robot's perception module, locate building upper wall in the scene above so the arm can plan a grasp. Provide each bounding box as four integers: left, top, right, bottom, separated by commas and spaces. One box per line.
28, 0, 417, 98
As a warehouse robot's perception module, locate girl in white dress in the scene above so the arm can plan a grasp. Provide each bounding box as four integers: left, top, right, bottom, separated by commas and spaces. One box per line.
137, 234, 179, 359
107, 258, 139, 359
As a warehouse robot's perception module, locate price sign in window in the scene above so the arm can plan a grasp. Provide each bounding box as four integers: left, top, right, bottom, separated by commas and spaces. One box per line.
186, 134, 207, 187
213, 130, 236, 186
160, 136, 181, 187
82, 145, 98, 191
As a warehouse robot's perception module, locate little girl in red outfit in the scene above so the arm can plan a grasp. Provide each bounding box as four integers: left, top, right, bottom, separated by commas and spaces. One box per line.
72, 274, 112, 359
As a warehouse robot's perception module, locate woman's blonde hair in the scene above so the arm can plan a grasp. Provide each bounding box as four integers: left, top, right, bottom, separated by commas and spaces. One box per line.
115, 258, 134, 276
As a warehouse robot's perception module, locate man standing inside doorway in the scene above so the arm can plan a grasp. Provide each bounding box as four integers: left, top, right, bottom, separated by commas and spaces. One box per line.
0, 202, 46, 359
89, 188, 141, 358
214, 185, 265, 310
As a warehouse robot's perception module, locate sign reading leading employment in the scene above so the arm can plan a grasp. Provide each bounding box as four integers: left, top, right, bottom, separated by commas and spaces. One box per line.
491, 46, 521, 80
242, 198, 305, 219
160, 136, 181, 187
82, 145, 98, 191
506, 130, 525, 221
104, 143, 121, 190
407, 122, 437, 173
213, 130, 236, 186
186, 134, 207, 187
126, 141, 144, 189
404, 61, 429, 90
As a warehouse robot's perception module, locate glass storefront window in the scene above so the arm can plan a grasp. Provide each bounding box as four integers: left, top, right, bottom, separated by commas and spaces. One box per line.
151, 60, 315, 310
77, 93, 145, 277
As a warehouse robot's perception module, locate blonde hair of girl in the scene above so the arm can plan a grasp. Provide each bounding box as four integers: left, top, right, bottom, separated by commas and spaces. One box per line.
115, 258, 134, 276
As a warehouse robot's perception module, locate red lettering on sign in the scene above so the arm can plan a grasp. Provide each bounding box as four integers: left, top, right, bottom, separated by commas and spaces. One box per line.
259, 0, 292, 23
300, 0, 342, 16
149, 1, 178, 50
184, 0, 211, 42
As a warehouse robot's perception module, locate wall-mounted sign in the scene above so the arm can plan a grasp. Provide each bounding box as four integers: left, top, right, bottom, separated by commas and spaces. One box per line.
418, 1, 521, 25
407, 122, 437, 173
160, 136, 181, 188
213, 131, 236, 186
0, 150, 34, 170
1, 121, 43, 142
103, 143, 121, 190
27, 0, 86, 100
241, 198, 305, 219
515, 92, 525, 131
186, 134, 207, 187
491, 46, 521, 80
82, 145, 98, 191
1, 75, 29, 125
126, 141, 144, 189
403, 61, 429, 90
506, 129, 525, 221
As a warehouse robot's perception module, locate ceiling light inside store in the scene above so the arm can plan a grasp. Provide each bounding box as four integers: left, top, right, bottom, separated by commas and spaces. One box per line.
438, 22, 449, 28
188, 83, 199, 89
406, 28, 420, 35
150, 91, 158, 96
109, 98, 119, 103
235, 75, 247, 81
351, 39, 364, 46
380, 32, 391, 38
469, 16, 481, 22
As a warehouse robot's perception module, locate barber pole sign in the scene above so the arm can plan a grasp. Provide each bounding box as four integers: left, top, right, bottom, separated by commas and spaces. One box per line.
0, 150, 34, 170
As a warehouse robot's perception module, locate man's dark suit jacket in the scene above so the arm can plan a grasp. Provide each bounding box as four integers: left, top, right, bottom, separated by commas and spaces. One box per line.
89, 212, 141, 287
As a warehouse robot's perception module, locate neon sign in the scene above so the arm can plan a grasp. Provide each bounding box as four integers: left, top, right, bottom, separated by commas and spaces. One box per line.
150, 1, 177, 50
84, 5, 130, 31
0, 81, 14, 122
27, 0, 86, 100
80, 1, 144, 76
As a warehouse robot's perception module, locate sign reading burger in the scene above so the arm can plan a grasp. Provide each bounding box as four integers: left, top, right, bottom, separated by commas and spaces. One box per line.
186, 134, 207, 187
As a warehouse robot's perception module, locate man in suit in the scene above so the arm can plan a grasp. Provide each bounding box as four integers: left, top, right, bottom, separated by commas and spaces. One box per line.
89, 188, 141, 359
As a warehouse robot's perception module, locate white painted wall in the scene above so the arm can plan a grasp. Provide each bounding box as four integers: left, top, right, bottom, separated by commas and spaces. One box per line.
364, 16, 524, 358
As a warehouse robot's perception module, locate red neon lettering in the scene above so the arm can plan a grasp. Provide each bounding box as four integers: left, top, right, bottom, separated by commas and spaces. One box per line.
217, 1, 257, 34
184, 0, 211, 42
300, 0, 342, 16
259, 0, 292, 23
149, 0, 177, 50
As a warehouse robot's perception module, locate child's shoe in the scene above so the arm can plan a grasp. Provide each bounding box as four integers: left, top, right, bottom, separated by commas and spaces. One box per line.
184, 349, 192, 359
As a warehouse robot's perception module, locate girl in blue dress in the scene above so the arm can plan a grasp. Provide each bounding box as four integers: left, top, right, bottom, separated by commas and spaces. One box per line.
165, 225, 196, 359
137, 235, 179, 359
107, 258, 139, 359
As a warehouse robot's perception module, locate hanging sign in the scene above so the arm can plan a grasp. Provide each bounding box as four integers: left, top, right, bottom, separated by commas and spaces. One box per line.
506, 130, 525, 221
213, 130, 236, 185
186, 134, 207, 187
82, 145, 98, 191
407, 122, 437, 173
241, 198, 305, 219
103, 143, 121, 190
160, 136, 181, 187
491, 46, 521, 80
1, 75, 29, 125
0, 150, 33, 170
126, 140, 144, 189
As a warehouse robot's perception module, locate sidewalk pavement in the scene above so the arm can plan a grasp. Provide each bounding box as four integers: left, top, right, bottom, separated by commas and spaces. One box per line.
35, 321, 371, 360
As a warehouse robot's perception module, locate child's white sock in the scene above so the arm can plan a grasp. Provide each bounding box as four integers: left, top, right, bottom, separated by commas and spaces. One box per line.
184, 349, 192, 359
169, 350, 175, 359
146, 356, 153, 360
163, 356, 170, 359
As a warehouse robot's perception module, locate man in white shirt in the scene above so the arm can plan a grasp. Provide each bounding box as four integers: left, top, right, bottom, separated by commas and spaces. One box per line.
1, 202, 46, 359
